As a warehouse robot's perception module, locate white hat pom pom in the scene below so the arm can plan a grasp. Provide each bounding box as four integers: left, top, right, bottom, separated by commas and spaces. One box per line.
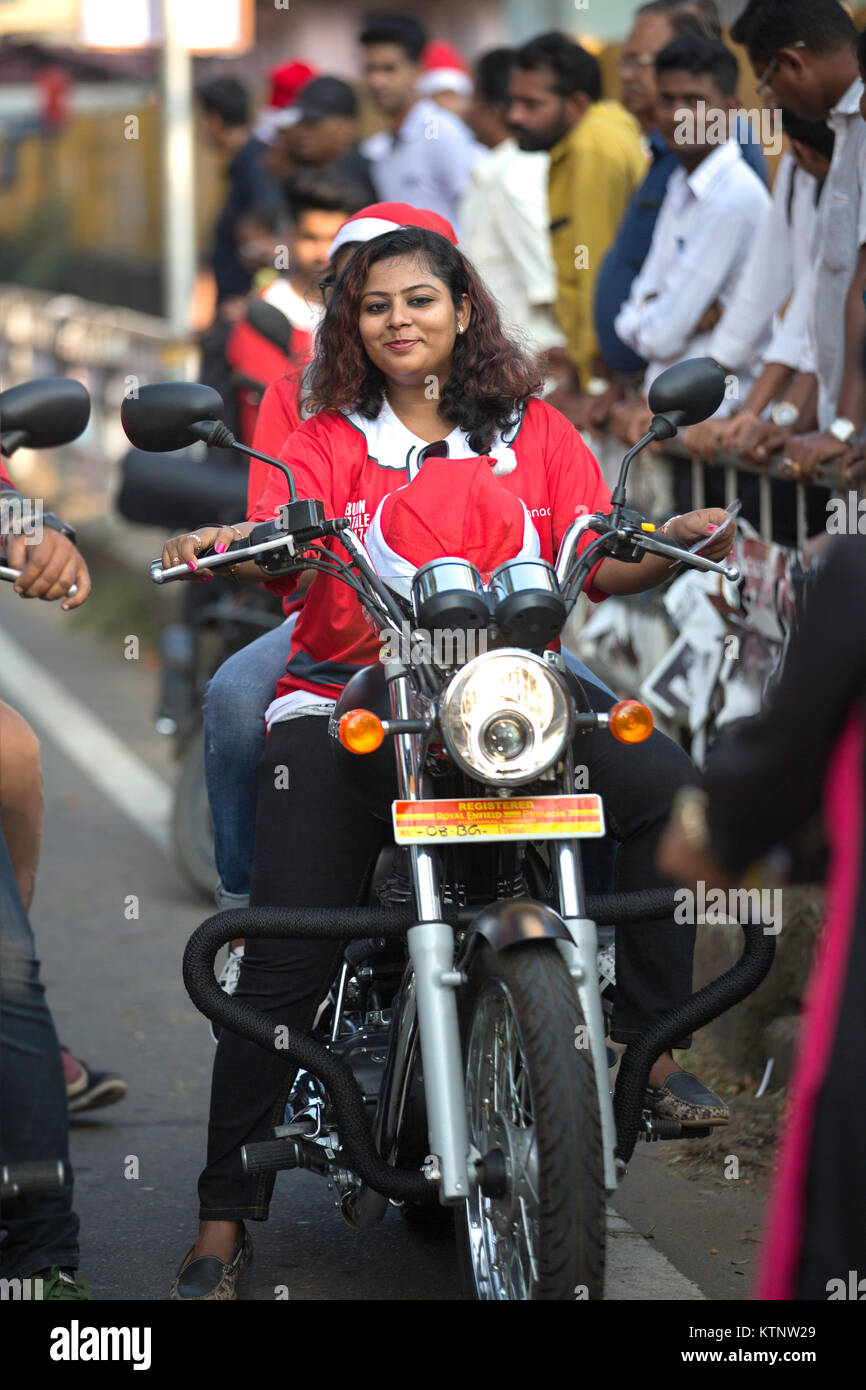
489, 446, 518, 476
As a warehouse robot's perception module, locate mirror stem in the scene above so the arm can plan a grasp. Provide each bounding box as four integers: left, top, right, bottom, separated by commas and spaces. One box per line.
189, 420, 299, 501
609, 415, 678, 526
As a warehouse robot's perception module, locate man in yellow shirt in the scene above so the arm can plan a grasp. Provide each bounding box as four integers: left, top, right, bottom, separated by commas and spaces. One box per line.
509, 32, 646, 394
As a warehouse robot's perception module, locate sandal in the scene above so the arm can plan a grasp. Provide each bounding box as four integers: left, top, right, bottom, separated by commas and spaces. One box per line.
170, 1226, 252, 1301
645, 1069, 730, 1128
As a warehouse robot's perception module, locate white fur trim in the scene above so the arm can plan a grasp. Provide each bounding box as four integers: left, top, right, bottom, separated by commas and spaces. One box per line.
417, 69, 473, 98
328, 217, 401, 259
489, 445, 519, 477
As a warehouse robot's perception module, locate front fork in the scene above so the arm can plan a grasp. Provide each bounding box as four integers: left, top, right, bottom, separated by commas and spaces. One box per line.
388, 665, 473, 1202
552, 839, 619, 1193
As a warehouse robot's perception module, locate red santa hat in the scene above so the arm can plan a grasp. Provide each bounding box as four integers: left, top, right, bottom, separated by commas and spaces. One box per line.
255, 61, 318, 143
328, 201, 459, 259
365, 458, 540, 598
417, 40, 473, 99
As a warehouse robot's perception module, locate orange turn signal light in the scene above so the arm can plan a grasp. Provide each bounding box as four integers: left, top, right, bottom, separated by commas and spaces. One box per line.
609, 699, 654, 744
338, 708, 385, 754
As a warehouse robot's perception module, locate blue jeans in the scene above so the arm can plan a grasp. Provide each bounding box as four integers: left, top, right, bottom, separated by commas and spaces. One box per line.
0, 826, 78, 1277
203, 616, 297, 906
203, 620, 616, 906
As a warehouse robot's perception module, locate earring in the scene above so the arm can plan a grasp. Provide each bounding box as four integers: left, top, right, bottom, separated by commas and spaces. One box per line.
457, 324, 465, 333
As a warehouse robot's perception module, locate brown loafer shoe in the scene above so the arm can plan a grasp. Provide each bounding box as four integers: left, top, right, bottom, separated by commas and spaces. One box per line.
170, 1227, 252, 1301
645, 1070, 730, 1128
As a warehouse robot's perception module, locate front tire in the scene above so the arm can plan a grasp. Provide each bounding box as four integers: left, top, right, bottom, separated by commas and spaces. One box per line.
458, 942, 605, 1300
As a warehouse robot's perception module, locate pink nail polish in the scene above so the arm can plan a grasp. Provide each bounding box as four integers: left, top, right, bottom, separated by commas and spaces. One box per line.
188, 558, 197, 570
707, 524, 717, 532
215, 542, 227, 554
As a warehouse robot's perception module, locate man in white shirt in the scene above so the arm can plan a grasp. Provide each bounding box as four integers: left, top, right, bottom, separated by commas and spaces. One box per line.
358, 13, 482, 234
731, 0, 866, 480
460, 48, 565, 358
683, 113, 834, 463
614, 35, 770, 408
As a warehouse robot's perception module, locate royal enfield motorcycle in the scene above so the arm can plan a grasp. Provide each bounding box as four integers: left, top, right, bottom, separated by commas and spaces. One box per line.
123, 358, 776, 1301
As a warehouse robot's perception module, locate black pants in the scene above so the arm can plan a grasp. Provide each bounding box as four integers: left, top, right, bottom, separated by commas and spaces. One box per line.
198, 691, 699, 1221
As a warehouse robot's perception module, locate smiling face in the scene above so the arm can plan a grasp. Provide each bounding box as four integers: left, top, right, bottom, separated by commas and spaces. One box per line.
358, 253, 469, 387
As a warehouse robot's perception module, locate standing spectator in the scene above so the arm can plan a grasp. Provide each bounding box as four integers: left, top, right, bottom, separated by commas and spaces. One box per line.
613, 37, 770, 404
684, 113, 834, 464
508, 32, 645, 401
358, 13, 482, 231
592, 0, 767, 415
461, 48, 565, 358
287, 76, 377, 205
196, 77, 283, 311
731, 0, 866, 483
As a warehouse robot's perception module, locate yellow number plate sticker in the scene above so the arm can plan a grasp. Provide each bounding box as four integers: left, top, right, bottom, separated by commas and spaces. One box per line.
392, 794, 605, 844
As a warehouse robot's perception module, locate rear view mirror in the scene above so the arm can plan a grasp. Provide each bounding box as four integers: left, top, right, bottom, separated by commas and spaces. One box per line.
0, 378, 91, 456
647, 357, 727, 428
121, 383, 225, 453
246, 298, 292, 353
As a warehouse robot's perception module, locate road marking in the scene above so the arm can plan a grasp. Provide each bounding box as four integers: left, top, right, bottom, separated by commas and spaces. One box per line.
0, 626, 171, 851
606, 1208, 705, 1300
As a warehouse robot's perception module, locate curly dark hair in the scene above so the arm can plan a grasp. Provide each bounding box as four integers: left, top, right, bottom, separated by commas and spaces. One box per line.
305, 227, 544, 455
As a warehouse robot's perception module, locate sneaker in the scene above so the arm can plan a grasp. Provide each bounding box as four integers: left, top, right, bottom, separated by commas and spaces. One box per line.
63, 1050, 127, 1114
209, 944, 245, 1045
30, 1267, 92, 1300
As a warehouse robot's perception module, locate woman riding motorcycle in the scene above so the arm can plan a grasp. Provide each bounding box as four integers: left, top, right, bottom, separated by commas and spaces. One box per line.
164, 226, 735, 1300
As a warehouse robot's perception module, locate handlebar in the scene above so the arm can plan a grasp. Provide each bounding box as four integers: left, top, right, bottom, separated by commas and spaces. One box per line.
150, 527, 298, 584
0, 561, 78, 599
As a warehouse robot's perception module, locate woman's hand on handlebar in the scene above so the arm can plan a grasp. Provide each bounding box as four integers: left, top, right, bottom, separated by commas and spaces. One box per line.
160, 523, 253, 579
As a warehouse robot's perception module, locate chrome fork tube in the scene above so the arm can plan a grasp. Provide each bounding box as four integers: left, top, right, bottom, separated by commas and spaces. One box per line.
553, 839, 619, 1192
386, 663, 471, 1201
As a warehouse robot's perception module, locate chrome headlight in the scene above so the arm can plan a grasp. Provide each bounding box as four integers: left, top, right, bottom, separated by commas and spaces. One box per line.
439, 649, 573, 785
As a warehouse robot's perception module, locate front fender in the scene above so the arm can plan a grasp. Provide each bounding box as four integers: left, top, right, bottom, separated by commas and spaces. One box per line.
459, 900, 573, 965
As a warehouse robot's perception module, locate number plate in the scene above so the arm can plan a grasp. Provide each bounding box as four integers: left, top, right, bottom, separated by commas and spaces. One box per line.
392, 794, 605, 844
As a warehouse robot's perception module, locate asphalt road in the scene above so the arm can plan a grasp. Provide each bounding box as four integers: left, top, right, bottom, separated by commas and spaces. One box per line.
0, 585, 770, 1302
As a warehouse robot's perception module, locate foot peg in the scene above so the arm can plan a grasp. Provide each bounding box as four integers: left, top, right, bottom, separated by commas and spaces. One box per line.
241, 1138, 301, 1177
638, 1113, 711, 1141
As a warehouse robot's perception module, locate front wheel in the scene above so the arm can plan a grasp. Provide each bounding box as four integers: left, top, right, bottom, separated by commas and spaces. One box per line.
458, 942, 605, 1300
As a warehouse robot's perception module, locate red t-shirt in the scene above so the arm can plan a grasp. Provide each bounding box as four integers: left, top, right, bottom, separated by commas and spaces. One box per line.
247, 370, 304, 517
0, 457, 14, 490
250, 397, 611, 707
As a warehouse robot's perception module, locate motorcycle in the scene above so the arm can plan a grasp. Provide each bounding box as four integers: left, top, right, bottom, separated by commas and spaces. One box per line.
125, 359, 777, 1301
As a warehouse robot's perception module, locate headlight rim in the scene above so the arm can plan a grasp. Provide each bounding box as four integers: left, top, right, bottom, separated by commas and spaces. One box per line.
439, 647, 574, 786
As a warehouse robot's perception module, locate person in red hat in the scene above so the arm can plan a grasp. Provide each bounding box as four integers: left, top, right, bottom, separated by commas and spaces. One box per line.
166, 224, 738, 1299
418, 39, 475, 121
254, 60, 318, 152
197, 203, 462, 1033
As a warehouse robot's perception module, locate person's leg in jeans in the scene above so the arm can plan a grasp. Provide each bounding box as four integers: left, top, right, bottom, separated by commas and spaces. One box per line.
203, 616, 297, 909
0, 824, 79, 1280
